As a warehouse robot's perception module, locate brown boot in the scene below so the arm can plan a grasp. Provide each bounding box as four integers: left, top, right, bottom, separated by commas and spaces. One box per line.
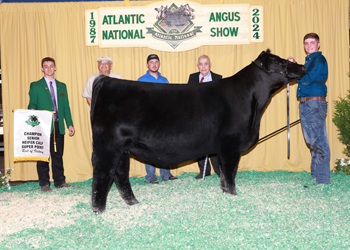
55, 183, 77, 189
41, 185, 53, 192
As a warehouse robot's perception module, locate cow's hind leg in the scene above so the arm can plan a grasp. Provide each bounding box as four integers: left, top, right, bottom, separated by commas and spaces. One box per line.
91, 150, 121, 214
217, 149, 241, 195
113, 152, 139, 206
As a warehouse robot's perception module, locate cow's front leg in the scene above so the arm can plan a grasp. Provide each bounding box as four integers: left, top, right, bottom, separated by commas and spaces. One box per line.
217, 149, 241, 195
91, 150, 119, 214
114, 152, 139, 206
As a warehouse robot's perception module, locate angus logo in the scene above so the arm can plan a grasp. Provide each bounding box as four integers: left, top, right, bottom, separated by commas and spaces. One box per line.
146, 3, 202, 49
26, 115, 40, 127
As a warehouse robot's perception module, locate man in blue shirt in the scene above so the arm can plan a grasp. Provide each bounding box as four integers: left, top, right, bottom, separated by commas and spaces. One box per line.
288, 33, 330, 186
137, 54, 178, 184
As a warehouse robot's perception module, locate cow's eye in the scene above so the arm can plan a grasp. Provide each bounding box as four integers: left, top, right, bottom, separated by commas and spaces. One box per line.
274, 61, 283, 66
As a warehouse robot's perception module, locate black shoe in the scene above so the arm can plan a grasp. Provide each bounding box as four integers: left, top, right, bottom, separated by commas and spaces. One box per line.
162, 175, 178, 181
304, 182, 317, 188
149, 179, 159, 184
168, 175, 178, 181
55, 183, 77, 189
195, 173, 210, 179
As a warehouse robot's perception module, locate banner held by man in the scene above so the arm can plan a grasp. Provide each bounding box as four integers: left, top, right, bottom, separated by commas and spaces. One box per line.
13, 109, 53, 162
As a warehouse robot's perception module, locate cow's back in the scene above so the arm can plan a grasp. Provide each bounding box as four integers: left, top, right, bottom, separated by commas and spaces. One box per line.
91, 76, 232, 165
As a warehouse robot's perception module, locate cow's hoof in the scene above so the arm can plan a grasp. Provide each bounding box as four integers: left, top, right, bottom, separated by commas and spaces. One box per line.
222, 187, 237, 195
92, 206, 106, 215
125, 198, 139, 206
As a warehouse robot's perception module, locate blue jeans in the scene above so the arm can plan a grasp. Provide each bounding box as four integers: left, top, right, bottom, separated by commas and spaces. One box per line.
145, 164, 171, 183
299, 100, 330, 184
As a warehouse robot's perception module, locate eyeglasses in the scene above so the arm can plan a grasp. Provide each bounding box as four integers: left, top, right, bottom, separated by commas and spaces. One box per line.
98, 62, 111, 65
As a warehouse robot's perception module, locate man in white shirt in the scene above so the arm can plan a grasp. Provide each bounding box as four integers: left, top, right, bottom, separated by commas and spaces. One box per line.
82, 56, 123, 106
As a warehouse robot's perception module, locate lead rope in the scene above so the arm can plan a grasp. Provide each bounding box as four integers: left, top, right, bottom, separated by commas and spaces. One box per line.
202, 63, 292, 177
287, 83, 290, 158
202, 156, 208, 180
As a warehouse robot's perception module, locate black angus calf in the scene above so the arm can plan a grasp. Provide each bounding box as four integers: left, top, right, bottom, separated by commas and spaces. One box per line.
90, 50, 305, 214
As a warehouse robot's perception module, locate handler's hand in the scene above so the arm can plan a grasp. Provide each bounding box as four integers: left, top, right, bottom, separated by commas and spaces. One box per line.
287, 56, 296, 63
68, 126, 75, 137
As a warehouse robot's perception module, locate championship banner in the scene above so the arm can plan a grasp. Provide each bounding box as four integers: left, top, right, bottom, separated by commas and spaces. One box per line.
86, 1, 263, 52
13, 109, 53, 162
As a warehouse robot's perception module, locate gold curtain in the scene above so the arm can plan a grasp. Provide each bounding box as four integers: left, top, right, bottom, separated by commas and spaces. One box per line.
0, 0, 348, 182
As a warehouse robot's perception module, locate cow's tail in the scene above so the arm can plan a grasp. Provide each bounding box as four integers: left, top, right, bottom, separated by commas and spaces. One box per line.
90, 75, 108, 124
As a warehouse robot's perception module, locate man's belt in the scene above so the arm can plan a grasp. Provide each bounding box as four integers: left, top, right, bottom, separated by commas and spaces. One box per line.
299, 97, 326, 103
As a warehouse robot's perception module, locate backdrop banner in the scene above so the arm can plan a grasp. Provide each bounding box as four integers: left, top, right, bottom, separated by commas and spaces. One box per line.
86, 1, 263, 51
1, 0, 348, 182
13, 110, 53, 162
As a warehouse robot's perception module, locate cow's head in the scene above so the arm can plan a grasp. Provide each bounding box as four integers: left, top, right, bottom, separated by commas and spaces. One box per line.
155, 6, 168, 20
254, 49, 305, 81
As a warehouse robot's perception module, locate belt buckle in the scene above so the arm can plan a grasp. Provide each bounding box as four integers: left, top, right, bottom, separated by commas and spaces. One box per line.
300, 97, 306, 103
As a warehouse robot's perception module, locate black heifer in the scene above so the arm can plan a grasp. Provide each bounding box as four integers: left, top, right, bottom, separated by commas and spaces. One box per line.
90, 50, 305, 214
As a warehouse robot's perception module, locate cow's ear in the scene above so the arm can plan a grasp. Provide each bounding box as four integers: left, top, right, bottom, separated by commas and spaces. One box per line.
256, 51, 267, 66
255, 53, 269, 71
254, 57, 266, 70
255, 58, 262, 66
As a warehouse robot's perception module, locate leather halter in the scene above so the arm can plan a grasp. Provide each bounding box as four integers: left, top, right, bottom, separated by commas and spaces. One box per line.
254, 59, 289, 76
253, 58, 292, 157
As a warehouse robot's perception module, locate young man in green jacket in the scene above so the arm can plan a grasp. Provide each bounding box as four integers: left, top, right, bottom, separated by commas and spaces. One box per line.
28, 57, 75, 192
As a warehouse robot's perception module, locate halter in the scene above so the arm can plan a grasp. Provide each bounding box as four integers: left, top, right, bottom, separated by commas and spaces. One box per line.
253, 58, 292, 158
254, 59, 289, 77
280, 60, 289, 76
